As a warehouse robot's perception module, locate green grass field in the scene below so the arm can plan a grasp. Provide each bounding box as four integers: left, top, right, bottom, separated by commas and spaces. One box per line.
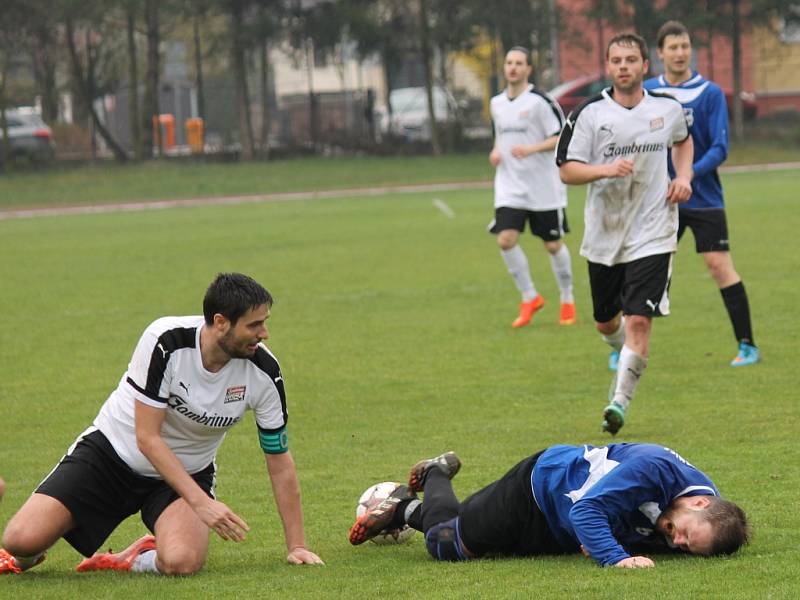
0, 142, 799, 210
0, 166, 798, 599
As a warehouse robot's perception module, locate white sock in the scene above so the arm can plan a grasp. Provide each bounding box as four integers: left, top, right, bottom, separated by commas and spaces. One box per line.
13, 553, 44, 571
548, 244, 574, 303
501, 245, 537, 301
601, 316, 626, 352
131, 550, 160, 574
404, 499, 422, 523
612, 345, 647, 409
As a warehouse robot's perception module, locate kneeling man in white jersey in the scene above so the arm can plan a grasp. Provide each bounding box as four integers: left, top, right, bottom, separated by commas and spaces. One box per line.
557, 34, 694, 434
0, 273, 323, 575
489, 46, 576, 329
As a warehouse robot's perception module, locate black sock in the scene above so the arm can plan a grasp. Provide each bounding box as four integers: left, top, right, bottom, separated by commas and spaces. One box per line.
420, 469, 461, 533
720, 281, 755, 347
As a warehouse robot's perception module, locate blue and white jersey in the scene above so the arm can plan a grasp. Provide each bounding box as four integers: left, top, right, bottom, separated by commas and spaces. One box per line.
531, 443, 718, 566
644, 72, 728, 210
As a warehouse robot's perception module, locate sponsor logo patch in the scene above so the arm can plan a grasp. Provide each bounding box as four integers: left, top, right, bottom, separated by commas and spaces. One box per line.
650, 117, 664, 131
224, 385, 246, 404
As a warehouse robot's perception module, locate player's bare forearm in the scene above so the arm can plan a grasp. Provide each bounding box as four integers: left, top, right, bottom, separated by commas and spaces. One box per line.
560, 159, 632, 184
135, 401, 250, 540
512, 136, 558, 158
672, 136, 694, 182
667, 137, 694, 203
265, 451, 309, 552
135, 400, 211, 508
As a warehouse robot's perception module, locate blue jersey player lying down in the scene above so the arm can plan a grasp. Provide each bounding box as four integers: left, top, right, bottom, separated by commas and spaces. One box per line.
349, 444, 749, 567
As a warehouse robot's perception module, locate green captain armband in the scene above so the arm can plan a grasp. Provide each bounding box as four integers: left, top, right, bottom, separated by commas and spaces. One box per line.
258, 426, 289, 454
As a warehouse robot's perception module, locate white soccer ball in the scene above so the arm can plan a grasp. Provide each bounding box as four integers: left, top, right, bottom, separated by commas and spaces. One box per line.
356, 481, 416, 545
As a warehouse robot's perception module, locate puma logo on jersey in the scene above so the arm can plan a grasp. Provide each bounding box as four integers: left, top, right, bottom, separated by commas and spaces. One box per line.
274, 376, 283, 383
179, 381, 190, 395
157, 343, 169, 358
600, 124, 613, 134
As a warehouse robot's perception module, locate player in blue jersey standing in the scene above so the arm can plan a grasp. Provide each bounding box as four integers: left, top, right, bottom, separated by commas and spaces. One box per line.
349, 446, 749, 567
644, 21, 759, 367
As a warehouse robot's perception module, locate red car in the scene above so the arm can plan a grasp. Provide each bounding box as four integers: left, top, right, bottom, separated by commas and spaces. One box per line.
548, 74, 757, 120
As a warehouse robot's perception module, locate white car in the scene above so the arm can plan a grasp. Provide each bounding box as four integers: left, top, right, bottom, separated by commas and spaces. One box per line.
375, 87, 459, 142
0, 107, 56, 166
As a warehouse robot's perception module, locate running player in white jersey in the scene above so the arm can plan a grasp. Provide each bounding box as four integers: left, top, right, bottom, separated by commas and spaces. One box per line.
489, 46, 576, 329
0, 274, 323, 576
557, 34, 694, 434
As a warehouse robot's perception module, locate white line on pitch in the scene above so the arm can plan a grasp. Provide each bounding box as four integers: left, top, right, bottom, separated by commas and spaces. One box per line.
432, 198, 455, 218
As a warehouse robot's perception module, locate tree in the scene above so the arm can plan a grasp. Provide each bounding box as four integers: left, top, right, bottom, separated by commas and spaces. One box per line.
142, 0, 160, 158
0, 1, 29, 169
124, 2, 143, 160
227, 0, 256, 159
63, 2, 129, 162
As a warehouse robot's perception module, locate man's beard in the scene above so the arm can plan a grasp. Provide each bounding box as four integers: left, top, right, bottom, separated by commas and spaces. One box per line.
218, 331, 255, 359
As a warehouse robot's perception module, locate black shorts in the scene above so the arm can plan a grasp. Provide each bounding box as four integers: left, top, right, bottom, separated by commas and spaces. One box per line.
678, 208, 730, 253
459, 451, 562, 557
588, 253, 674, 323
35, 428, 215, 557
488, 207, 569, 242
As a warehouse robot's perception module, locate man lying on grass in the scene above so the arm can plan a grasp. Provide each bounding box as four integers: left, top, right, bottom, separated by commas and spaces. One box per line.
350, 444, 749, 567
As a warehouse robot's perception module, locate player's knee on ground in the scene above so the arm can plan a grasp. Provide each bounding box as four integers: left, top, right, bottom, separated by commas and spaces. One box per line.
424, 518, 471, 562
2, 520, 44, 557
156, 546, 206, 575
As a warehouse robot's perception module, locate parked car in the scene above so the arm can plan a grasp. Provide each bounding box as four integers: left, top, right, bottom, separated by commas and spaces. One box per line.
375, 87, 460, 142
548, 74, 757, 120
0, 107, 56, 166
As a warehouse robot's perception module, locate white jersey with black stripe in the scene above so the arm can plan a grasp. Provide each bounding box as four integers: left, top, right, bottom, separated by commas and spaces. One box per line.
491, 84, 567, 211
556, 88, 689, 266
93, 316, 287, 477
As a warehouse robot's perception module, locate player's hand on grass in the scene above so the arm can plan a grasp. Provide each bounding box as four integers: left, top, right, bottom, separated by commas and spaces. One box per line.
604, 158, 634, 178
667, 176, 692, 203
287, 547, 324, 565
489, 148, 501, 167
614, 555, 654, 568
197, 498, 250, 542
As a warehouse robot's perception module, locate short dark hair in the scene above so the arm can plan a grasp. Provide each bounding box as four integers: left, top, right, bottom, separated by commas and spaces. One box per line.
203, 273, 272, 326
606, 33, 649, 61
703, 497, 751, 556
507, 46, 532, 66
657, 20, 690, 49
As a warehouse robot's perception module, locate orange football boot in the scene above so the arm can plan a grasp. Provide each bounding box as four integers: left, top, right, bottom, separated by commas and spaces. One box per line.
512, 295, 545, 328
76, 535, 156, 572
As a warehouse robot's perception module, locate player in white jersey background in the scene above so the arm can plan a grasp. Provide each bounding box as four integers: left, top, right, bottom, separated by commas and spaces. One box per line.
489, 47, 576, 329
645, 21, 759, 368
0, 273, 323, 576
557, 34, 694, 434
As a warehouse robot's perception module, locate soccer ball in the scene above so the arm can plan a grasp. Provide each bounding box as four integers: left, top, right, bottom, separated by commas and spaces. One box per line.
356, 481, 416, 545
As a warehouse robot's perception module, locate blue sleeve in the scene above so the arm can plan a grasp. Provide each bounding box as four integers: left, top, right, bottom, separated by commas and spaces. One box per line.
692, 86, 728, 177
568, 463, 662, 566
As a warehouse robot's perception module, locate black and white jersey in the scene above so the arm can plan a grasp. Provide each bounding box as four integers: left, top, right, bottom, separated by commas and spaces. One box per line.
93, 316, 287, 477
491, 84, 567, 211
557, 88, 689, 266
